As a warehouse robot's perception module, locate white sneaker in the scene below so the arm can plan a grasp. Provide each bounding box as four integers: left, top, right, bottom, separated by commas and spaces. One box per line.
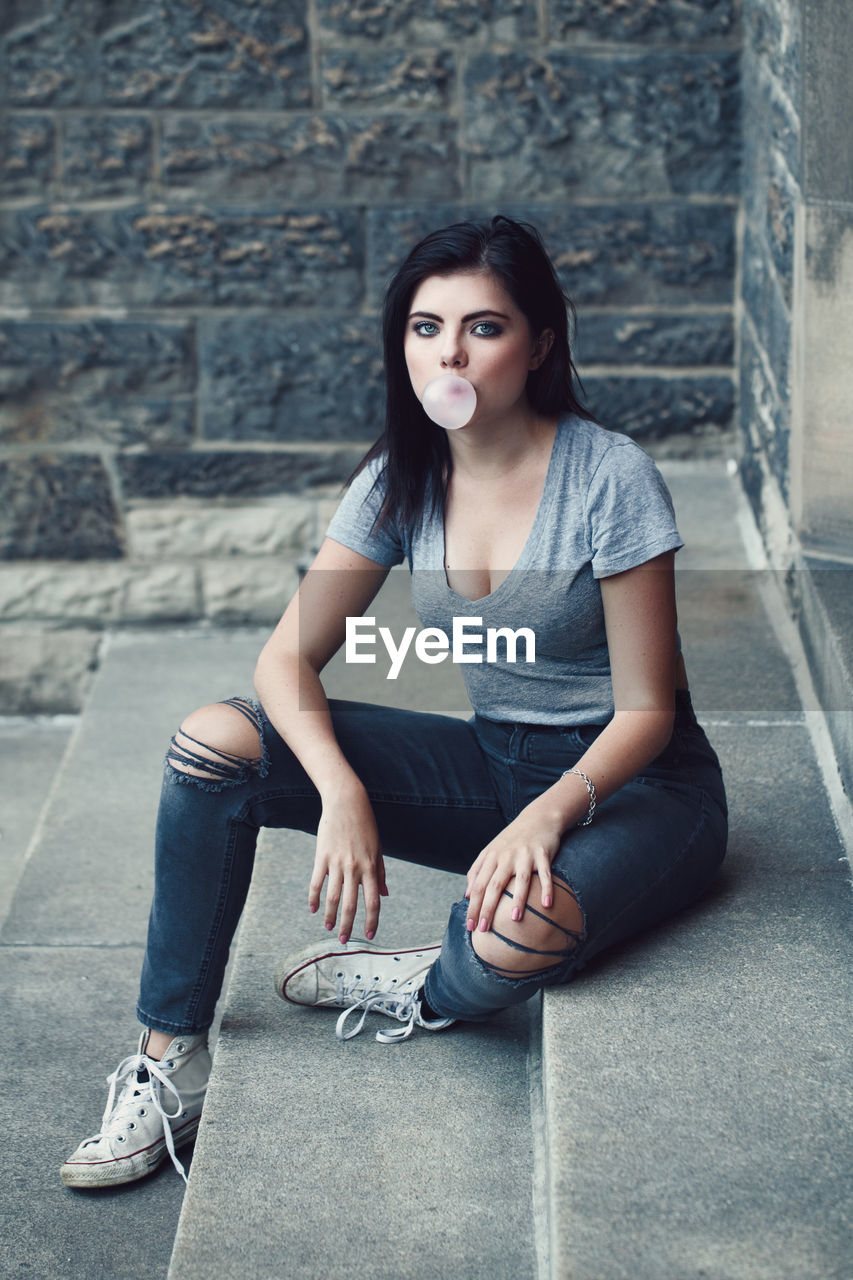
274, 939, 455, 1044
60, 1030, 211, 1188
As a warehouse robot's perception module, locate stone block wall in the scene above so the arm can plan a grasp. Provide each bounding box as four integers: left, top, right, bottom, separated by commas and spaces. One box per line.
0, 1, 741, 711
739, 0, 801, 526
739, 0, 853, 799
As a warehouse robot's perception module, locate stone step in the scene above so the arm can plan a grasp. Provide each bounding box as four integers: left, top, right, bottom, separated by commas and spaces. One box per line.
167, 835, 541, 1280
540, 717, 852, 1279
0, 628, 269, 1280
797, 555, 853, 801
166, 565, 544, 1279
0, 716, 75, 929
539, 469, 852, 1279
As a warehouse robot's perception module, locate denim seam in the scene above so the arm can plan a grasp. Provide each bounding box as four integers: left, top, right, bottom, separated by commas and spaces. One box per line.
237, 787, 499, 818
178, 815, 246, 1033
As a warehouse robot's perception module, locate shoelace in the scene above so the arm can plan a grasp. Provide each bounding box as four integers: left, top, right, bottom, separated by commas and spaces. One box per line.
96, 1052, 189, 1183
336, 991, 420, 1044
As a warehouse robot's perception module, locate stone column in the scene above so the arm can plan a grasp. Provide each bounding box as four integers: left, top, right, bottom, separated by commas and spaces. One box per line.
792, 0, 853, 559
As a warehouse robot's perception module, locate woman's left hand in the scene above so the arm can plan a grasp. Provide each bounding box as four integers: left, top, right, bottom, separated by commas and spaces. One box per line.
465, 806, 565, 935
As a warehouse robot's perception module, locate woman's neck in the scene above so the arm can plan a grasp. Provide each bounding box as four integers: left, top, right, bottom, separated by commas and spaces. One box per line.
443, 409, 559, 484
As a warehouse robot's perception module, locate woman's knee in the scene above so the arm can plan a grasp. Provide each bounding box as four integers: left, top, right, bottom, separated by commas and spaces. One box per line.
167, 697, 263, 784
471, 875, 585, 977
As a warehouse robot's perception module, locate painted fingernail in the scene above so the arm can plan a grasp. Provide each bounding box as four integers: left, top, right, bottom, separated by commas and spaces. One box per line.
325, 922, 333, 931
339, 934, 348, 944
543, 895, 552, 909
309, 904, 318, 913
467, 918, 475, 931
479, 918, 488, 932
511, 907, 521, 922
366, 930, 375, 940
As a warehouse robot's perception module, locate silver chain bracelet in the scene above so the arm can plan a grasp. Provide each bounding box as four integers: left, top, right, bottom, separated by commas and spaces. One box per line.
560, 768, 597, 826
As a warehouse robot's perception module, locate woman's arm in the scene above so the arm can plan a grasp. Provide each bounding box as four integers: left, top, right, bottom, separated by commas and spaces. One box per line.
254, 538, 393, 943
465, 550, 679, 932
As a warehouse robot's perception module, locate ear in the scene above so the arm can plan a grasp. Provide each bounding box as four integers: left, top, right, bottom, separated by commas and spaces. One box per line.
529, 328, 555, 370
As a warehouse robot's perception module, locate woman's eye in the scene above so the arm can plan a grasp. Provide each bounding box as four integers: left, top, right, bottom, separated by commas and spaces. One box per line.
412, 321, 438, 336
472, 321, 501, 337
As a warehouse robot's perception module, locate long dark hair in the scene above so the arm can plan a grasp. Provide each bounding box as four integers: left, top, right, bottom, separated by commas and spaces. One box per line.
343, 214, 597, 542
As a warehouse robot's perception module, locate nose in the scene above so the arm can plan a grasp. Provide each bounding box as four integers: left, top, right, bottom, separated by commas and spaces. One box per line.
439, 335, 466, 369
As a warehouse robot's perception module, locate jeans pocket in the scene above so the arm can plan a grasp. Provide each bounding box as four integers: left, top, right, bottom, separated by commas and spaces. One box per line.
526, 724, 602, 767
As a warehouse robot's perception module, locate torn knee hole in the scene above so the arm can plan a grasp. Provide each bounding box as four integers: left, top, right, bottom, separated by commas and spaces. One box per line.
471, 876, 585, 977
166, 699, 263, 784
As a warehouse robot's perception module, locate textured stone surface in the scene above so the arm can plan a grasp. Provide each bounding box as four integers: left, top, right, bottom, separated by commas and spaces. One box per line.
202, 559, 299, 623
170, 841, 537, 1280
0, 947, 186, 1280
0, 455, 122, 560
741, 43, 800, 192
465, 51, 740, 199
367, 202, 737, 309
122, 563, 201, 621
0, 720, 72, 928
738, 0, 803, 518
0, 0, 311, 109
162, 113, 460, 203
62, 113, 153, 198
798, 559, 853, 800
575, 314, 734, 367
505, 202, 738, 306
0, 562, 199, 623
0, 113, 55, 198
200, 315, 383, 442
0, 564, 127, 622
761, 152, 797, 311
2, 395, 194, 448
0, 632, 268, 1279
804, 0, 853, 202
0, 320, 195, 446
315, 0, 536, 43
127, 497, 316, 559
0, 628, 100, 714
321, 48, 455, 109
0, 628, 266, 944
583, 375, 735, 441
799, 203, 853, 559
543, 722, 852, 1280
118, 448, 365, 499
0, 0, 745, 645
744, 0, 802, 93
741, 219, 791, 405
0, 207, 364, 309
548, 0, 740, 42
739, 316, 789, 494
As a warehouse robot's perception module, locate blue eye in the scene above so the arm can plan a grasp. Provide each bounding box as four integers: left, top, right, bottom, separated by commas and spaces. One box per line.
412, 321, 438, 336
472, 321, 501, 337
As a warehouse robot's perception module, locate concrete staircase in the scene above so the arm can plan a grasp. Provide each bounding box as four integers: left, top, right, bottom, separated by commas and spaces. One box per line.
1, 460, 850, 1280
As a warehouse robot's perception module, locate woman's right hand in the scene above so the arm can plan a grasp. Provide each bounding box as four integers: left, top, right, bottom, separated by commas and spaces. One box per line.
308, 787, 388, 944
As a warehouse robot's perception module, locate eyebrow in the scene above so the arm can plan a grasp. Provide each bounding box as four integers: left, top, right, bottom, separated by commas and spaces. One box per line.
407, 309, 511, 323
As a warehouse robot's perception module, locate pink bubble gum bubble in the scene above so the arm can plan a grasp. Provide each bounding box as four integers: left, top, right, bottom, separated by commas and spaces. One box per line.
421, 373, 477, 431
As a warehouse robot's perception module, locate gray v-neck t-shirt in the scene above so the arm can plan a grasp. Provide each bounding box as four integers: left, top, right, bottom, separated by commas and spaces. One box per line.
324, 414, 683, 725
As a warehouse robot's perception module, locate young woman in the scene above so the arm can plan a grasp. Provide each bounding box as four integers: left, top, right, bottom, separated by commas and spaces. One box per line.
61, 216, 727, 1189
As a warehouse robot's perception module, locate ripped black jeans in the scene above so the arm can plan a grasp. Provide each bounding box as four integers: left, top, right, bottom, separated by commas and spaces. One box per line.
137, 690, 728, 1034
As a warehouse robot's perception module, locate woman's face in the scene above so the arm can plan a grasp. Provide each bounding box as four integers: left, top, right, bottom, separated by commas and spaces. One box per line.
403, 270, 552, 426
